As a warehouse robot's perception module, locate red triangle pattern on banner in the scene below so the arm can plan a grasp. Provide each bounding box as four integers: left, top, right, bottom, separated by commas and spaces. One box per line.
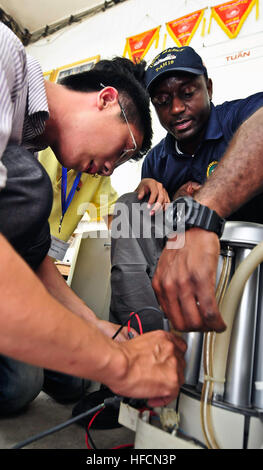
211, 0, 257, 38
123, 27, 160, 63
166, 9, 205, 46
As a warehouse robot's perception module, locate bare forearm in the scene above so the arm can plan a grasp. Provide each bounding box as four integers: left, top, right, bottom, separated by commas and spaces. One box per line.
0, 235, 186, 404
37, 256, 138, 342
0, 235, 123, 382
195, 107, 263, 217
36, 255, 98, 324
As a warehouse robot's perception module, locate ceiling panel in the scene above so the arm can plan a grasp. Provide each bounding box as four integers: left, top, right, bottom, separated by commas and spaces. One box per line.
0, 0, 107, 33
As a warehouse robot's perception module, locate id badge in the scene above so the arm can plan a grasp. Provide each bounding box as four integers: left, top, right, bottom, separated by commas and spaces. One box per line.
48, 235, 70, 261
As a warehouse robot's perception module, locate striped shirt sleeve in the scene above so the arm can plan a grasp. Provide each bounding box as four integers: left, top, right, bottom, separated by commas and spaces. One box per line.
0, 23, 28, 190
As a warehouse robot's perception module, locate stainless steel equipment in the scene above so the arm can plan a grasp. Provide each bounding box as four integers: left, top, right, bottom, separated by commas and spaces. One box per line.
180, 221, 263, 449
252, 263, 263, 409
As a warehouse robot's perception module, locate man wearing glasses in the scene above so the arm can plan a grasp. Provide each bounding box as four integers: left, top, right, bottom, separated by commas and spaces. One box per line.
38, 68, 170, 247
0, 23, 186, 416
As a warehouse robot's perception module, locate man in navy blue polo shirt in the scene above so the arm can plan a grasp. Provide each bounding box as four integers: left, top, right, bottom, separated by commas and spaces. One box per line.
109, 46, 263, 333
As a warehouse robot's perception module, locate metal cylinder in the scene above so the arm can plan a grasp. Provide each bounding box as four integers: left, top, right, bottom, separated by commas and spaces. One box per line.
218, 222, 263, 408
224, 247, 260, 408
182, 332, 203, 386
252, 265, 263, 410
194, 222, 263, 409
185, 245, 234, 390
196, 244, 234, 393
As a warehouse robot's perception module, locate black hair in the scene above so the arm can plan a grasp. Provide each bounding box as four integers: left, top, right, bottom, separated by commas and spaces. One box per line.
60, 57, 153, 159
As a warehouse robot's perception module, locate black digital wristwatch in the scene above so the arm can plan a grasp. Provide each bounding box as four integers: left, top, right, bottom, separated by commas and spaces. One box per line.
165, 196, 225, 238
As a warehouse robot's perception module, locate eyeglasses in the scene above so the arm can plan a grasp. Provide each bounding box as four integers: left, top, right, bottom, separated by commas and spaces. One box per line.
100, 83, 138, 168
115, 99, 138, 167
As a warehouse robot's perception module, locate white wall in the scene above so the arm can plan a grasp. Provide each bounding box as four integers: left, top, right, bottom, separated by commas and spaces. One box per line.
26, 0, 263, 196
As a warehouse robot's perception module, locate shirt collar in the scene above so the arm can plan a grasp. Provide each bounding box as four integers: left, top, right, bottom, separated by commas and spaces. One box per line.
163, 102, 223, 158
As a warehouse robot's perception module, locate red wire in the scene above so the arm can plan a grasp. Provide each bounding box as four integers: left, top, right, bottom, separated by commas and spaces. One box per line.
128, 311, 143, 335
85, 404, 154, 450
85, 407, 105, 449
85, 431, 91, 449
127, 311, 134, 335
134, 313, 143, 335
112, 444, 134, 449
85, 312, 144, 450
85, 407, 134, 450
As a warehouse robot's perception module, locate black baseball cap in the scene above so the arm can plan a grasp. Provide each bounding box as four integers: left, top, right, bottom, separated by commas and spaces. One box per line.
145, 46, 208, 90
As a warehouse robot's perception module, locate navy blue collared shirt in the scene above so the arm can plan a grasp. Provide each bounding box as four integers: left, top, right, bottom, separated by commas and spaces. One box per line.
142, 93, 263, 223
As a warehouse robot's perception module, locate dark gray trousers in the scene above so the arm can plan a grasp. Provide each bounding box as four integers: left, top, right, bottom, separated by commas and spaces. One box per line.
0, 145, 84, 415
109, 192, 166, 332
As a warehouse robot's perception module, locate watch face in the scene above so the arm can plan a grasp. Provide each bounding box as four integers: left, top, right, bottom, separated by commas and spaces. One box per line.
171, 196, 225, 237
165, 203, 175, 232
176, 204, 185, 225
176, 197, 194, 229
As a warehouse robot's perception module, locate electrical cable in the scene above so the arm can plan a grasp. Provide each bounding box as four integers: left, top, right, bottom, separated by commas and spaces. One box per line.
11, 396, 122, 449
85, 408, 105, 449
135, 306, 164, 316
85, 429, 97, 450
111, 443, 134, 449
85, 309, 164, 450
85, 407, 135, 450
111, 315, 133, 340
85, 403, 157, 450
85, 310, 145, 449
12, 403, 104, 449
111, 306, 164, 340
12, 306, 161, 449
128, 312, 143, 336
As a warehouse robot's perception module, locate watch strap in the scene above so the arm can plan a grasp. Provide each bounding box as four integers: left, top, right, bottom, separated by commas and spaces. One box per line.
173, 197, 225, 238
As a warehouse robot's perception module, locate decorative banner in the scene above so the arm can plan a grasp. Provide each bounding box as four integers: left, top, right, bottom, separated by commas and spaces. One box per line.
166, 9, 206, 47
208, 0, 259, 39
123, 26, 161, 63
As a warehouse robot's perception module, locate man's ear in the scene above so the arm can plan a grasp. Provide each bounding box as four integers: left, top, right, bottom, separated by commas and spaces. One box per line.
207, 78, 213, 100
97, 86, 119, 110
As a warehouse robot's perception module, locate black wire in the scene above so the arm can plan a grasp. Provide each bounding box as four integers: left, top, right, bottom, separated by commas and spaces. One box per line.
12, 307, 163, 449
111, 306, 164, 340
111, 311, 137, 339
12, 402, 105, 449
12, 395, 123, 449
86, 427, 97, 450
135, 306, 163, 316
111, 319, 130, 339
